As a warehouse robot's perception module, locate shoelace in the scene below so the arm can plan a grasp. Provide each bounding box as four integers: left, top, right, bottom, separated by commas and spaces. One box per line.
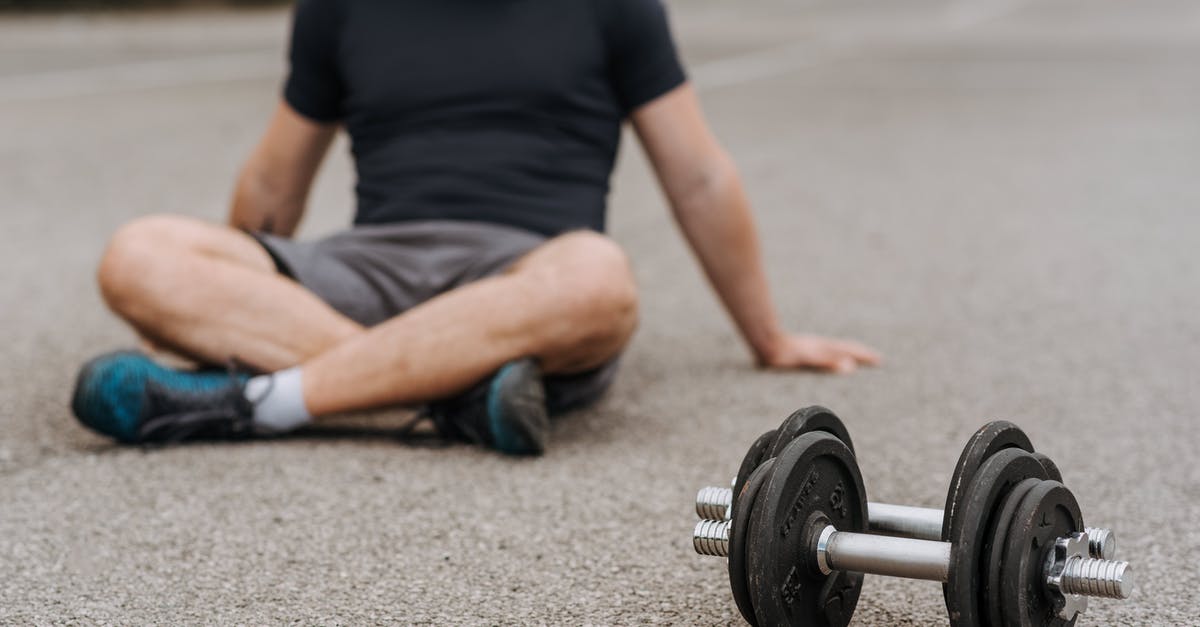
137, 360, 255, 445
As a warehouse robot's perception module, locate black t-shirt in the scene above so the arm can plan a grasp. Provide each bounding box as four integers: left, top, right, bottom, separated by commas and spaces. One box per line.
285, 0, 686, 236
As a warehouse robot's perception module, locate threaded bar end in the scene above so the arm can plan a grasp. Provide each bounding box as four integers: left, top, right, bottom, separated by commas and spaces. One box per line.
1060, 558, 1133, 599
695, 486, 733, 520
693, 519, 730, 557
1084, 527, 1116, 560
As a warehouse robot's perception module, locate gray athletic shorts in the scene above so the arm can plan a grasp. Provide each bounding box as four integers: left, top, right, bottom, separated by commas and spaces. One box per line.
253, 220, 618, 414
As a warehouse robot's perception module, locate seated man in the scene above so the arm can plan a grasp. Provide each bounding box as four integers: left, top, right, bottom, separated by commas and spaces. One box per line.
71, 0, 880, 455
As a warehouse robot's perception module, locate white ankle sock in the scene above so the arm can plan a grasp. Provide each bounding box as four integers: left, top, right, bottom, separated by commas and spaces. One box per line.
244, 367, 312, 434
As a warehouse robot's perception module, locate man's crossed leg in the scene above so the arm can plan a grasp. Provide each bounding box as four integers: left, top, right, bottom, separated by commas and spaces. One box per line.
73, 214, 638, 455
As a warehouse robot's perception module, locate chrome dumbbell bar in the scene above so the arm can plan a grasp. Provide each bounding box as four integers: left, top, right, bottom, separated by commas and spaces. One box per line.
695, 486, 1116, 559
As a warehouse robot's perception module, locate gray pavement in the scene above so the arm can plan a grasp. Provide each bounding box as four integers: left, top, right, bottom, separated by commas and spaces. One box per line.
2, 0, 1198, 624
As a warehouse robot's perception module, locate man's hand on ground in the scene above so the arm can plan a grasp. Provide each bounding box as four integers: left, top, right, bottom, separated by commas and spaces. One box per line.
757, 333, 882, 374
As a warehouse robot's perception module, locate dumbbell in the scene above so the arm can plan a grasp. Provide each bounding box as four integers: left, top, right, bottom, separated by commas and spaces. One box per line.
695, 415, 1116, 559
691, 409, 1133, 626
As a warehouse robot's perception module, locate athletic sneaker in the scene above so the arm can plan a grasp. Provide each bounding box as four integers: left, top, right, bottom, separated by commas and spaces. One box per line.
423, 358, 549, 456
71, 350, 253, 444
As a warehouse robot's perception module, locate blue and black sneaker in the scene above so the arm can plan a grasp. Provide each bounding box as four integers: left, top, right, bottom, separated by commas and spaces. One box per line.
71, 350, 254, 444
423, 358, 549, 456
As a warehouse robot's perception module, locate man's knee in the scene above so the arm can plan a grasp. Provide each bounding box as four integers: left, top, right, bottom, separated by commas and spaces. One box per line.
553, 231, 637, 320
97, 214, 198, 314
523, 231, 639, 355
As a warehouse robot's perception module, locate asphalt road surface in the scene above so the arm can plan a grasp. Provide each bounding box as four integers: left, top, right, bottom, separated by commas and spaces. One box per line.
2, 0, 1197, 624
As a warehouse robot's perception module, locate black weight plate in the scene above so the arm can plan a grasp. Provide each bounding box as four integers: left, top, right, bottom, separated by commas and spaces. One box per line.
733, 430, 778, 513
747, 432, 868, 627
1031, 452, 1064, 484
944, 448, 1047, 627
767, 406, 856, 459
729, 458, 775, 626
984, 478, 1044, 627
944, 421, 1034, 542
1001, 482, 1084, 627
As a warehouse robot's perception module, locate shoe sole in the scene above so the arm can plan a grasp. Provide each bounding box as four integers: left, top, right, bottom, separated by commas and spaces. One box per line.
487, 359, 549, 455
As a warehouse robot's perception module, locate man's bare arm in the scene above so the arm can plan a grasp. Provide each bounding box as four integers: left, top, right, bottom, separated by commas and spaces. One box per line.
229, 100, 337, 237
631, 84, 881, 372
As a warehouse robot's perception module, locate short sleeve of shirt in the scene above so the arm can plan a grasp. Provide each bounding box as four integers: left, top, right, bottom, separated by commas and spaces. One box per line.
602, 0, 687, 115
283, 0, 344, 123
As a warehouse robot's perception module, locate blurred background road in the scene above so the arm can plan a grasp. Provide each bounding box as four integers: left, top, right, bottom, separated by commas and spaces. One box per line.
2, 0, 1198, 623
